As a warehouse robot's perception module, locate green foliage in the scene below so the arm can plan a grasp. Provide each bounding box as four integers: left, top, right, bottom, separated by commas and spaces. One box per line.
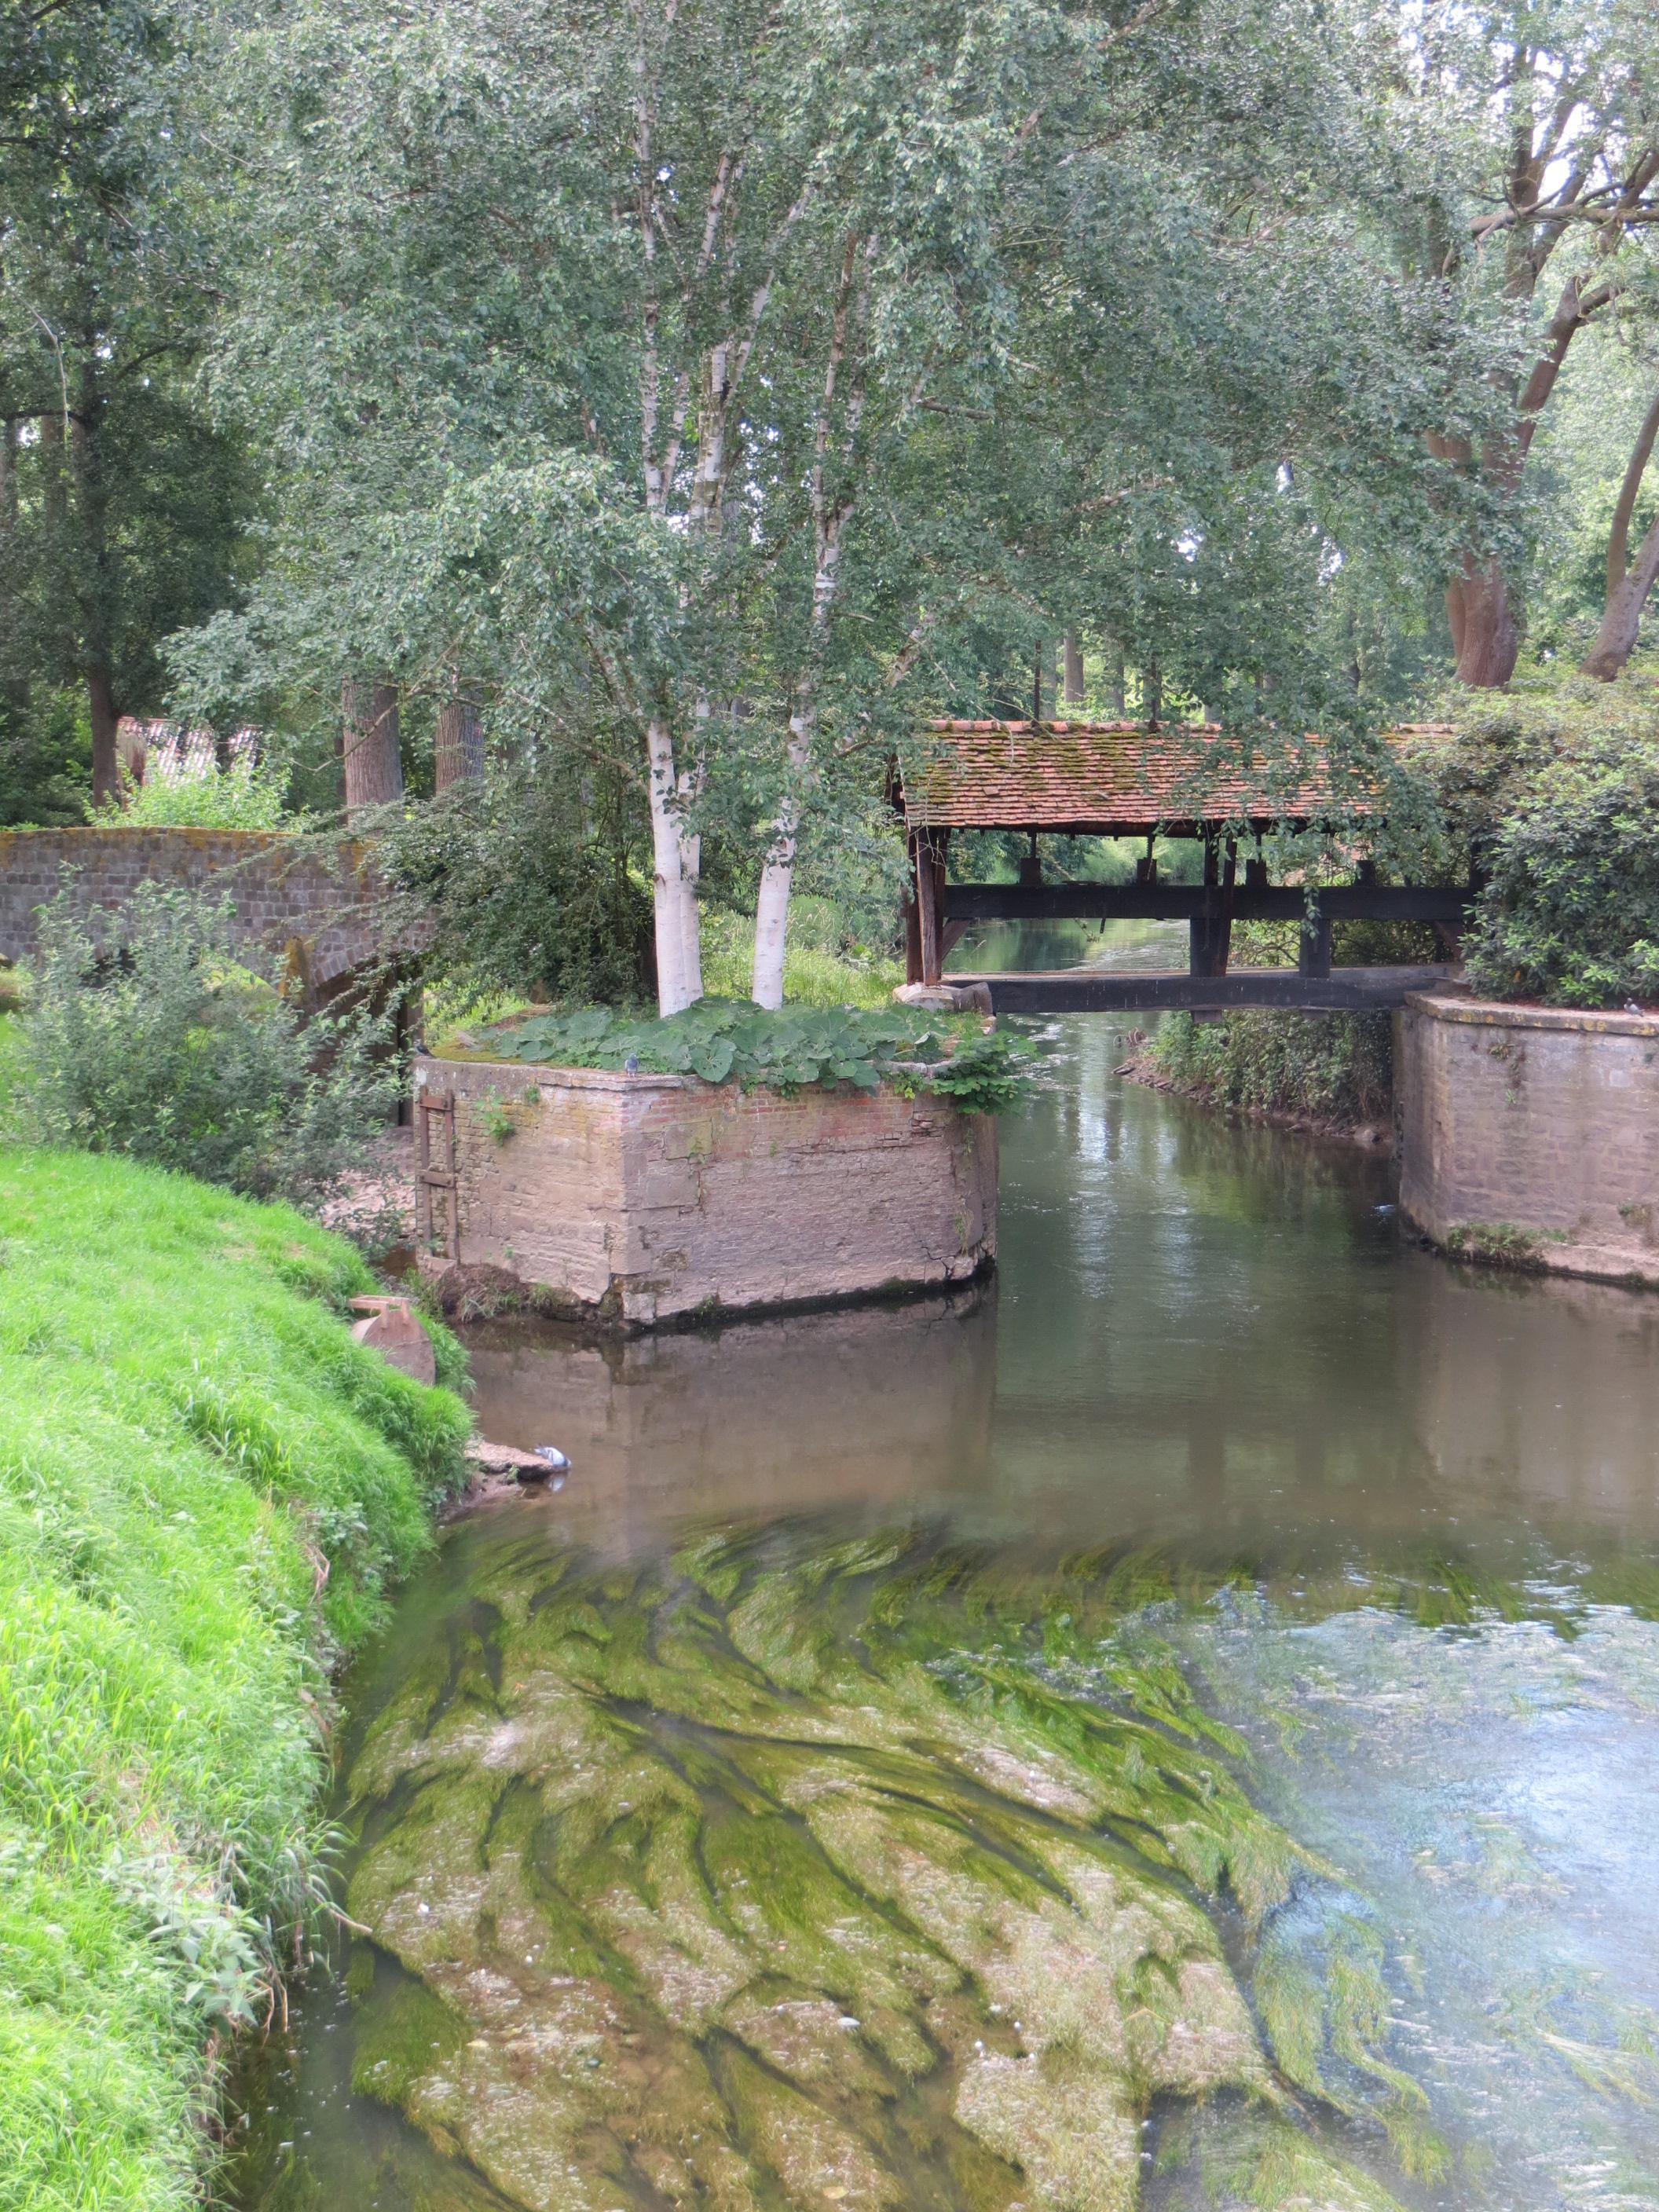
0, 689, 92, 829
1412, 675, 1659, 1007
0, 1145, 467, 2212
482, 997, 1032, 1111
0, 2, 252, 760
1442, 1221, 1558, 1271
1148, 1009, 1393, 1129
1465, 742, 1659, 1009
103, 756, 294, 830
700, 896, 903, 1009
13, 880, 397, 1209
379, 773, 655, 1008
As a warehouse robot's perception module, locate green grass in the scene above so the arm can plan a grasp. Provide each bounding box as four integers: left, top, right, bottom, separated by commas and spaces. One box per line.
0, 1146, 471, 2211
700, 898, 903, 1009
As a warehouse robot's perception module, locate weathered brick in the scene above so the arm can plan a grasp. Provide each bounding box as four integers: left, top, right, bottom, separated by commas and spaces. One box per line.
1397, 993, 1659, 1287
412, 1057, 998, 1328
0, 828, 382, 988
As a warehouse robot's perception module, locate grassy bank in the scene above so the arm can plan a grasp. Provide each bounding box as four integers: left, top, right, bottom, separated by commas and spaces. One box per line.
0, 1144, 471, 2211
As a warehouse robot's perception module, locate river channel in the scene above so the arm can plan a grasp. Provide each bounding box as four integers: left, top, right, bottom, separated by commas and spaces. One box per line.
236, 1002, 1659, 2212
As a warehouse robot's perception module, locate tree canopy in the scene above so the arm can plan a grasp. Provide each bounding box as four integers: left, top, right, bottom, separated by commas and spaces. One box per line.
2, 0, 1656, 1005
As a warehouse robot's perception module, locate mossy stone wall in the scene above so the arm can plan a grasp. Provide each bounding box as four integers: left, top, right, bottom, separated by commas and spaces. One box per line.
0, 826, 380, 996
414, 1055, 998, 1328
1397, 992, 1659, 1286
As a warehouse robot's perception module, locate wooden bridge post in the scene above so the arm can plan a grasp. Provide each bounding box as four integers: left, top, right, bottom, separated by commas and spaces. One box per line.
913, 828, 949, 986
903, 830, 925, 984
1188, 835, 1236, 978
1298, 903, 1332, 980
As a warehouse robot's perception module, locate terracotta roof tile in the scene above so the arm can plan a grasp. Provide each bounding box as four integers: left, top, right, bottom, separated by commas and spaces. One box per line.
899, 720, 1394, 833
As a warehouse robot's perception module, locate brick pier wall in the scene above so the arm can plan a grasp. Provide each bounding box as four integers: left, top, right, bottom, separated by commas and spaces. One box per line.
1397, 991, 1659, 1287
413, 1056, 998, 1328
0, 828, 382, 992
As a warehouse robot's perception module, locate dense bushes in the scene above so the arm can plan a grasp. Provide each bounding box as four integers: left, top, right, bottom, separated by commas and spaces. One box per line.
1146, 1009, 1393, 1129
104, 754, 292, 830
1461, 723, 1659, 1007
1409, 673, 1659, 1009
380, 771, 656, 1008
12, 881, 396, 1209
0, 1148, 469, 2211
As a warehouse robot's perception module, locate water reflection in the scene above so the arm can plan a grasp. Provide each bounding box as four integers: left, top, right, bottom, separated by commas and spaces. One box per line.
462, 1286, 998, 1551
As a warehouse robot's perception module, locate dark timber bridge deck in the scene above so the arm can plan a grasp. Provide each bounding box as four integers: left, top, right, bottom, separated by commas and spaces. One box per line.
894, 719, 1468, 1015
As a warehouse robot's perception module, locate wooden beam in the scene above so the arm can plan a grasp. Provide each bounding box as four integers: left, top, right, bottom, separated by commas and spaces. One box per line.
953, 965, 1452, 1015
1298, 909, 1332, 981
943, 882, 1471, 925
915, 830, 945, 985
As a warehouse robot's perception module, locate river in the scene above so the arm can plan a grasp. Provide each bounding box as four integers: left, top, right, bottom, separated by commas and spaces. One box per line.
234, 1001, 1659, 2212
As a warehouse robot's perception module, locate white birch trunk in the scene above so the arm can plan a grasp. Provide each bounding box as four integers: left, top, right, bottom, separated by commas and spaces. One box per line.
748, 233, 873, 1012
647, 716, 692, 1014
679, 825, 703, 1001
751, 709, 811, 1009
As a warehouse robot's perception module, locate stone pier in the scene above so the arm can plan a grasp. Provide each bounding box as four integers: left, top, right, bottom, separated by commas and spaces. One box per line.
1397, 991, 1659, 1288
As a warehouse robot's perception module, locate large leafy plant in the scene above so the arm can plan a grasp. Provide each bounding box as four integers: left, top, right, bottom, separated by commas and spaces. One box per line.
483, 999, 1031, 1113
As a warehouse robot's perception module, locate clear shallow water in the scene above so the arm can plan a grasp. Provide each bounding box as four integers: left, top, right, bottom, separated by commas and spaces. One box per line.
234, 1016, 1659, 2212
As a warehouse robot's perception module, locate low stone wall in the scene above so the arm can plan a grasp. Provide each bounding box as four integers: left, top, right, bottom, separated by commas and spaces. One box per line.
412, 1055, 998, 1328
0, 827, 382, 995
1397, 991, 1659, 1288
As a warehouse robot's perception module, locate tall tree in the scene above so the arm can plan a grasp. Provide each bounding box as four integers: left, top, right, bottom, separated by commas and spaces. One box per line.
178, 0, 1500, 1013
1414, 0, 1659, 686
0, 0, 247, 801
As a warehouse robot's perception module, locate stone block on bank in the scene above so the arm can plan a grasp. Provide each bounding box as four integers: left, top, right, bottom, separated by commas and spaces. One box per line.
1396, 991, 1659, 1289
348, 1296, 437, 1386
412, 1056, 998, 1329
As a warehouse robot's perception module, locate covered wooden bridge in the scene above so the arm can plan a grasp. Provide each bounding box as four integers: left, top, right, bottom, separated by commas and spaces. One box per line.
892, 720, 1467, 1013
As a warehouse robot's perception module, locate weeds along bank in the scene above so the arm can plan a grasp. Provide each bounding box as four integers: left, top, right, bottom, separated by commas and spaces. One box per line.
0, 1144, 469, 2211
1137, 1009, 1395, 1141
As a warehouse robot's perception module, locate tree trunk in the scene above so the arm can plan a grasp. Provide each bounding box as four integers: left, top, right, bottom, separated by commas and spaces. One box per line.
0, 418, 15, 529
751, 710, 811, 1009
88, 662, 120, 807
68, 375, 125, 806
341, 678, 404, 819
434, 690, 485, 790
1104, 644, 1126, 717
646, 716, 693, 1015
1062, 633, 1084, 707
1582, 519, 1659, 680
1582, 387, 1659, 681
1445, 558, 1519, 688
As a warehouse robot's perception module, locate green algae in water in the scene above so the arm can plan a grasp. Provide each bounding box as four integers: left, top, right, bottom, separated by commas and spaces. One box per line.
290, 1527, 1435, 2212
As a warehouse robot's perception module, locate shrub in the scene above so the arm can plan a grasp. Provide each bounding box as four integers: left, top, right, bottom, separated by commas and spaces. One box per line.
104, 754, 294, 830
379, 771, 655, 1006
482, 996, 1035, 1110
1463, 723, 1659, 1007
1147, 1008, 1393, 1127
13, 880, 397, 1208
1402, 672, 1659, 1009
